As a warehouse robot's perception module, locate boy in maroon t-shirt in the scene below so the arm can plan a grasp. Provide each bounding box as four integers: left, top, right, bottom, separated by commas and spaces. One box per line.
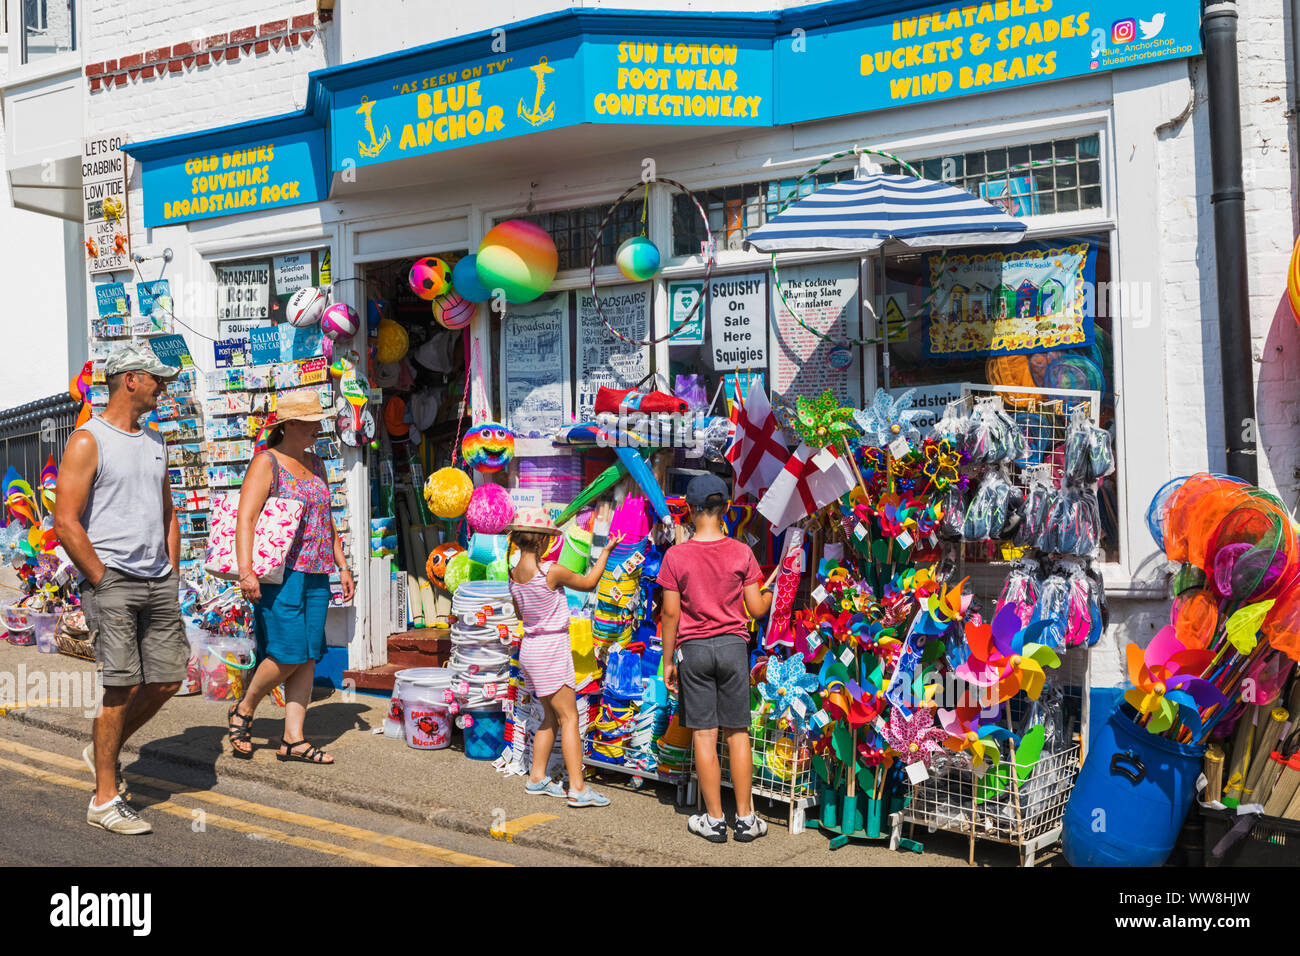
660, 474, 773, 843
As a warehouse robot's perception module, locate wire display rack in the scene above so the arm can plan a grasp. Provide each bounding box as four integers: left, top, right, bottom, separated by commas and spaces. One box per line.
709, 710, 817, 834
954, 383, 1101, 566
903, 648, 1091, 866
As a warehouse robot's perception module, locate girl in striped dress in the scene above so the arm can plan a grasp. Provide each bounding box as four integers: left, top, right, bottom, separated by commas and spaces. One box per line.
507, 508, 620, 808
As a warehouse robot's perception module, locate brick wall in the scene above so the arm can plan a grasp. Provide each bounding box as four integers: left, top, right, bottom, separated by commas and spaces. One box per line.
81, 1, 325, 142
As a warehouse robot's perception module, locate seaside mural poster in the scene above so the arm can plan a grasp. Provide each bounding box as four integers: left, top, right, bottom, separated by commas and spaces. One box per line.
924, 240, 1097, 358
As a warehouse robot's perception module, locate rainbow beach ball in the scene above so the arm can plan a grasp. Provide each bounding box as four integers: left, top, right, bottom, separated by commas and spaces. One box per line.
616, 235, 661, 282
432, 292, 476, 330
321, 303, 360, 341
476, 220, 558, 304
461, 422, 515, 473
409, 257, 451, 300
451, 255, 491, 303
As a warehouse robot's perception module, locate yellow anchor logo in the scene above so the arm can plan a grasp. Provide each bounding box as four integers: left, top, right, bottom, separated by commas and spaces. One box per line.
517, 56, 555, 128
356, 97, 390, 158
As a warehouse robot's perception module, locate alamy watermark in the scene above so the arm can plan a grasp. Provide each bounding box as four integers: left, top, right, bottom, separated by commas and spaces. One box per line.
0, 666, 101, 718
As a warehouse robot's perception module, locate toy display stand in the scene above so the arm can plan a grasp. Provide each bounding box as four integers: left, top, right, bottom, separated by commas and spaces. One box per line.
708, 710, 817, 835
813, 761, 911, 851
903, 649, 1090, 867
583, 742, 696, 808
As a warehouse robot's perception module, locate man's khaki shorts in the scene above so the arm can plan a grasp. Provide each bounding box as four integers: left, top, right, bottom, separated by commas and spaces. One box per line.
82, 567, 188, 687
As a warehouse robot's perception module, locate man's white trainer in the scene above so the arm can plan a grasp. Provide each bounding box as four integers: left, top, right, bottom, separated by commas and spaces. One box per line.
87, 796, 152, 835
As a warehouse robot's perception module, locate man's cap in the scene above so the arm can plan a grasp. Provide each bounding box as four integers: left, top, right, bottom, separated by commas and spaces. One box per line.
685, 473, 730, 509
104, 343, 179, 379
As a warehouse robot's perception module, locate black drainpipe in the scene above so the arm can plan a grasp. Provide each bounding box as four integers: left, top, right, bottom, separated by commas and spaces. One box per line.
1203, 1, 1258, 484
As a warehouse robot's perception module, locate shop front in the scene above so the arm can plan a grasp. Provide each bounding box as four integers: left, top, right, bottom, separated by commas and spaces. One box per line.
67, 0, 1276, 858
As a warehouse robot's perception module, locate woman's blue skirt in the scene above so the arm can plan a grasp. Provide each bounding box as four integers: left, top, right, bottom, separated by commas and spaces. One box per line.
253, 570, 330, 665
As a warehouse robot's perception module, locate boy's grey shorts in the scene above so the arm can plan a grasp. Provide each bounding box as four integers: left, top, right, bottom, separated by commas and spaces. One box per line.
677, 634, 750, 731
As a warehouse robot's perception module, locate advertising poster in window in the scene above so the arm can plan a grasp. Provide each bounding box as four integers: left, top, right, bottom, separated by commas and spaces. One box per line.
576, 284, 650, 419
215, 262, 272, 337
709, 272, 767, 371
768, 260, 860, 407
667, 281, 705, 345
502, 292, 571, 440
923, 240, 1096, 358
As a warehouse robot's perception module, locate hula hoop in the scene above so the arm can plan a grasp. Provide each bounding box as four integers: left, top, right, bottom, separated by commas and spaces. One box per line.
766, 146, 951, 349
587, 177, 714, 347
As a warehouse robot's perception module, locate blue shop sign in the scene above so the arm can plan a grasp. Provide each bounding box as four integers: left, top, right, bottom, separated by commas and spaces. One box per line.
139, 126, 328, 228
776, 1, 1201, 124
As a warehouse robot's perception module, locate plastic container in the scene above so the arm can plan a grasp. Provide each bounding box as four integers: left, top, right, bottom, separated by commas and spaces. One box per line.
30, 610, 61, 654
178, 627, 207, 696
200, 636, 257, 702
558, 529, 592, 574
403, 686, 453, 750
462, 706, 506, 760
390, 667, 454, 743
1202, 806, 1300, 867
3, 604, 34, 645
1062, 704, 1205, 867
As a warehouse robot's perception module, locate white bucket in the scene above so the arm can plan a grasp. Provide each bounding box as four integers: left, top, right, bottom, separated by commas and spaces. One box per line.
393, 667, 454, 747
200, 637, 256, 702
178, 626, 207, 696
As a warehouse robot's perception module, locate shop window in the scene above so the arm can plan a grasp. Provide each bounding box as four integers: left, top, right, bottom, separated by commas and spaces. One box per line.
672, 169, 855, 256
875, 234, 1119, 561
881, 134, 1102, 217
502, 198, 645, 273
21, 0, 75, 62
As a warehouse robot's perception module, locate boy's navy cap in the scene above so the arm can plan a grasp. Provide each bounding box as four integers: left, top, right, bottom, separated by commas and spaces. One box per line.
686, 473, 730, 508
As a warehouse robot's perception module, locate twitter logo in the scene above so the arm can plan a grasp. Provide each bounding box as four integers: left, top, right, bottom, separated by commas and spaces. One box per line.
1140, 12, 1166, 39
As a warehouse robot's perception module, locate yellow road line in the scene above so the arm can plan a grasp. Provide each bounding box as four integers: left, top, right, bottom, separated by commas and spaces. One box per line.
0, 755, 415, 866
0, 697, 58, 715
491, 812, 558, 843
0, 737, 510, 868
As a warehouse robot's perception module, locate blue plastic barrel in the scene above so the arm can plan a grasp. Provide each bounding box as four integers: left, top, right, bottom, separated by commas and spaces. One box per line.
1062, 704, 1205, 866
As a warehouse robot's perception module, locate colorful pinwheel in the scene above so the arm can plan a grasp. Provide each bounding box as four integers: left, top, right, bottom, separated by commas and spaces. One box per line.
39, 454, 57, 512
1124, 627, 1226, 735
939, 706, 1015, 766
3, 467, 38, 526
790, 389, 858, 449
853, 387, 927, 449
955, 606, 1062, 703
881, 706, 948, 769
758, 654, 821, 730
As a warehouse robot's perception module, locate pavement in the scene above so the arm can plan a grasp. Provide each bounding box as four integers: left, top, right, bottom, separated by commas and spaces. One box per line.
0, 640, 1045, 867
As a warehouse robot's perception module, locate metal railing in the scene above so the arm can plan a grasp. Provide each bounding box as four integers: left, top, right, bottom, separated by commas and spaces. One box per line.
0, 393, 80, 488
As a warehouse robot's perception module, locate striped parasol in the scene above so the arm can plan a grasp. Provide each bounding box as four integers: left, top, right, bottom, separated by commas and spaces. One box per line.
746, 169, 1027, 252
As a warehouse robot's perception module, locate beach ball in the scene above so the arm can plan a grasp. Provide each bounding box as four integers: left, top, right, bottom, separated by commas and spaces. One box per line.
476, 220, 557, 304
451, 255, 491, 303
286, 287, 328, 328
616, 235, 661, 282
409, 257, 451, 300
432, 292, 475, 330
375, 318, 409, 363
1289, 233, 1300, 327
425, 542, 464, 589
321, 303, 360, 341
461, 422, 515, 473
465, 483, 515, 536
424, 467, 474, 519
444, 551, 471, 593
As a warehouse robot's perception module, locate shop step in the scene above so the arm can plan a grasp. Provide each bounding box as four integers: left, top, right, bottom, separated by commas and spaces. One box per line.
387, 630, 452, 668
342, 664, 403, 693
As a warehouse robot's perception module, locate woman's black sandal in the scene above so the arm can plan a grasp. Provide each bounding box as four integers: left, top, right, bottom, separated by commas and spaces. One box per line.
227, 704, 255, 759
277, 738, 333, 764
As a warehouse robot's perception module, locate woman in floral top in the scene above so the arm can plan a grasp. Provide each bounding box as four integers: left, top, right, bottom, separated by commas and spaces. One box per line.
227, 389, 354, 763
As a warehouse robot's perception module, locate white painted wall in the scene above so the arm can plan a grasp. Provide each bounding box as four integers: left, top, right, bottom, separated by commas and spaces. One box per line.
0, 27, 78, 411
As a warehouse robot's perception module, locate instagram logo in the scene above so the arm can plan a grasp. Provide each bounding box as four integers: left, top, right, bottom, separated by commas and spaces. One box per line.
1112, 18, 1136, 43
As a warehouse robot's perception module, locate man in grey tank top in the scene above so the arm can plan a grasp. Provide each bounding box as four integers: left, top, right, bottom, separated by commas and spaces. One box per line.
53, 343, 187, 835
